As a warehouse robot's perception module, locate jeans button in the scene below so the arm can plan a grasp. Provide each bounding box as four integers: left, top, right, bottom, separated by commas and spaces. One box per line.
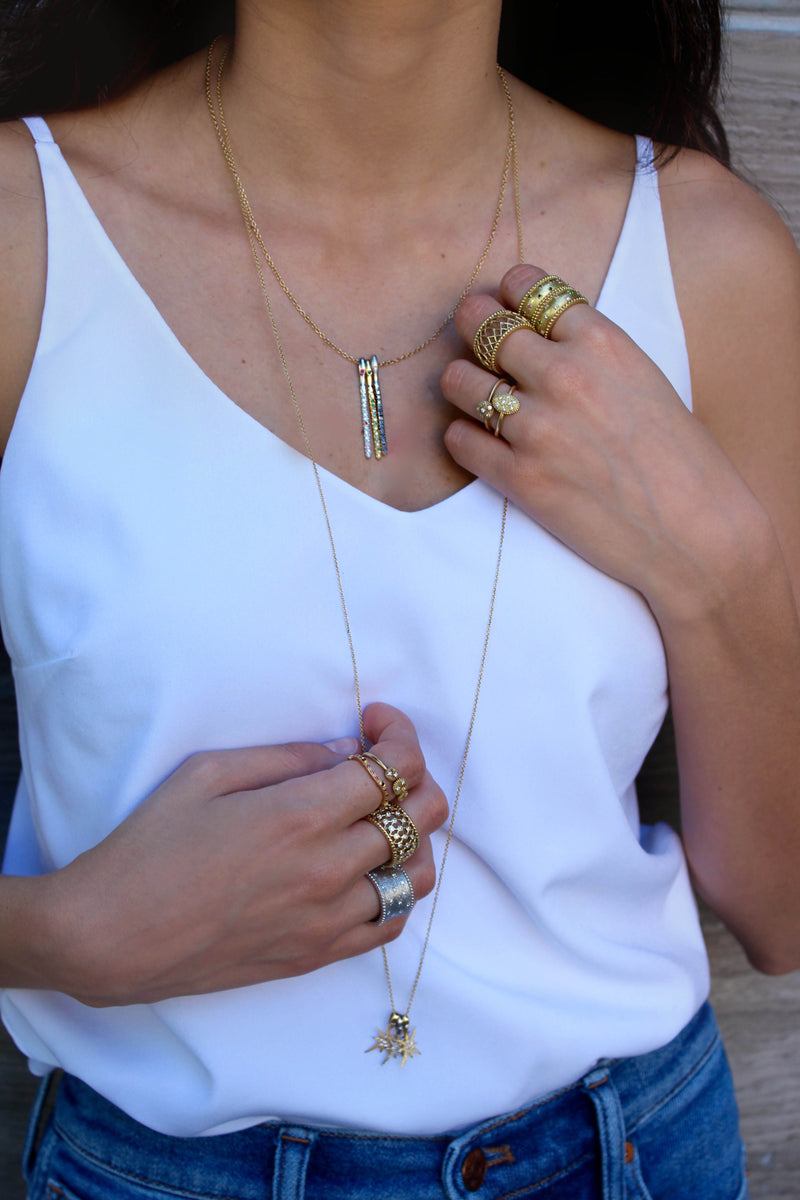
462, 1147, 487, 1191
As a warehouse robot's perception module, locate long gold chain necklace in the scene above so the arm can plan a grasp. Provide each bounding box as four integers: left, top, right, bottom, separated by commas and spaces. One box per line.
207, 39, 525, 1064
207, 41, 515, 463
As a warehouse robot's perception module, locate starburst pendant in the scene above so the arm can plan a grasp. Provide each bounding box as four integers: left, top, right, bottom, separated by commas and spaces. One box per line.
366, 1011, 420, 1066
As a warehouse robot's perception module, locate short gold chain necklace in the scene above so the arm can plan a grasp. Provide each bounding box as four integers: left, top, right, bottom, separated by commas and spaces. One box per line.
207, 39, 524, 1064
207, 41, 515, 462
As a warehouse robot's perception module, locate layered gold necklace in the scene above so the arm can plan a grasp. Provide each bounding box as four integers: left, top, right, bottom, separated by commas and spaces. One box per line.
207, 42, 516, 461
206, 39, 525, 1064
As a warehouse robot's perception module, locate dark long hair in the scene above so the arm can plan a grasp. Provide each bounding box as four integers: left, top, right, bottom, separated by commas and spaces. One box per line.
0, 0, 729, 163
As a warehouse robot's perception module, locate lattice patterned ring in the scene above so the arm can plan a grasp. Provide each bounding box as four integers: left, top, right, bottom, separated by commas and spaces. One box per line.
365, 805, 420, 869
473, 310, 530, 372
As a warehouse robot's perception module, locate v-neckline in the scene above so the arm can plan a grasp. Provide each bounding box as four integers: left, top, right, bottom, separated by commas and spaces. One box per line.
29, 120, 647, 517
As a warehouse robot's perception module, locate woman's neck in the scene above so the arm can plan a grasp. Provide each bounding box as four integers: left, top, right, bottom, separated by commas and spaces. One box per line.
225, 0, 507, 212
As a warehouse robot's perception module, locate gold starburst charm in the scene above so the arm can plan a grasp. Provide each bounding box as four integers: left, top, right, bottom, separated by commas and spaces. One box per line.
366, 1012, 420, 1066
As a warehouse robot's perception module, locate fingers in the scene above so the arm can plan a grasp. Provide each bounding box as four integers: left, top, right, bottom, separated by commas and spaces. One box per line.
441, 356, 523, 436
177, 738, 360, 799
319, 840, 438, 965
499, 263, 591, 333
253, 702, 448, 883
355, 839, 436, 926
211, 705, 446, 952
454, 263, 593, 385
439, 352, 525, 495
322, 702, 440, 825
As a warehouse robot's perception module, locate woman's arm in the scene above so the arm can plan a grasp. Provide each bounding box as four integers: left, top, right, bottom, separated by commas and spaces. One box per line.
0, 704, 445, 1005
442, 158, 800, 974
0, 121, 45, 452
656, 151, 800, 974
0, 127, 449, 1007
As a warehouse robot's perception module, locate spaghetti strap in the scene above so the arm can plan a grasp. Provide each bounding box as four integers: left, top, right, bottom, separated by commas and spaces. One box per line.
634, 134, 656, 173
21, 116, 55, 145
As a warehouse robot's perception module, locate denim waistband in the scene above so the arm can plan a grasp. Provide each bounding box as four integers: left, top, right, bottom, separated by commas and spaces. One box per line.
29, 1002, 739, 1200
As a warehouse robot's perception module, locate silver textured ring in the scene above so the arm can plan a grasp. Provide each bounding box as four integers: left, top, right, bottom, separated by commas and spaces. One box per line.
366, 866, 415, 925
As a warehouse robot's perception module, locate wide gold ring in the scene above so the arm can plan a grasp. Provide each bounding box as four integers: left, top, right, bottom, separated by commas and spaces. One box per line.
518, 275, 570, 324
533, 290, 589, 339
361, 752, 409, 802
473, 310, 530, 373
365, 804, 420, 869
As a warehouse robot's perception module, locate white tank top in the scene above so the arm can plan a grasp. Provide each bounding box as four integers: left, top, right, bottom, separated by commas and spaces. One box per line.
0, 120, 708, 1137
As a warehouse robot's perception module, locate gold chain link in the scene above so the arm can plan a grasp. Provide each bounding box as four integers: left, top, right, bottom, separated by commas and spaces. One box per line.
206, 36, 525, 1036
207, 41, 517, 367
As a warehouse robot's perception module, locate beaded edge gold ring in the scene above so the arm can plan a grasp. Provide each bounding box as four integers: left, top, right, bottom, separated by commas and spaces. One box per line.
518, 275, 569, 324
534, 289, 589, 338
366, 866, 415, 925
473, 310, 530, 373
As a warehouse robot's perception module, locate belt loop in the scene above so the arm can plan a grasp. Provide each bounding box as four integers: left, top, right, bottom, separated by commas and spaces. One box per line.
23, 1068, 63, 1183
582, 1066, 625, 1200
272, 1125, 316, 1200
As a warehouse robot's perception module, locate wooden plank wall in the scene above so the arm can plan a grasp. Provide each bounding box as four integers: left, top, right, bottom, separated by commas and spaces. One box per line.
704, 7, 800, 1198
1, 11, 799, 1198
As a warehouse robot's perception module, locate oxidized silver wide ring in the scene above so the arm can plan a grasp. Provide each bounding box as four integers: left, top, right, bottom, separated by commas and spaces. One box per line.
366, 866, 415, 925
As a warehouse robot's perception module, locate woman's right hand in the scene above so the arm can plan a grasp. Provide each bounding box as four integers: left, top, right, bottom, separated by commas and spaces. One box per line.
7, 703, 446, 1006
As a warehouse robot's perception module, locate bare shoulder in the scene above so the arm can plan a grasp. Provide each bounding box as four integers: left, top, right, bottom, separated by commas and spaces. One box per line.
658, 146, 800, 567
658, 146, 800, 301
657, 146, 800, 417
0, 119, 46, 453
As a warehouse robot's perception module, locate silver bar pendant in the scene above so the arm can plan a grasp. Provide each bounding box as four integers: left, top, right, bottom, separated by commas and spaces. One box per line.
358, 358, 372, 459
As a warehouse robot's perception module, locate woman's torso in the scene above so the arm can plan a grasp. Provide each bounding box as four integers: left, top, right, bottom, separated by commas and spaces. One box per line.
0, 86, 708, 1135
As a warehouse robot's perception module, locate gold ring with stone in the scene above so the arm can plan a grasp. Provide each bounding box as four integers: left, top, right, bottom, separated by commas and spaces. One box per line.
534, 289, 590, 339
491, 386, 520, 438
361, 752, 409, 803
348, 753, 390, 802
473, 310, 530, 373
518, 275, 570, 324
477, 377, 512, 431
365, 803, 420, 869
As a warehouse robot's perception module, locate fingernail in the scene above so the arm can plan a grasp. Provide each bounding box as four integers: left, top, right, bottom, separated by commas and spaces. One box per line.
324, 737, 361, 755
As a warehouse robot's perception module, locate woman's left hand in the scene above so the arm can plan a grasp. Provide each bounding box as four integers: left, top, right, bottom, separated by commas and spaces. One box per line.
442, 263, 762, 624
441, 264, 800, 976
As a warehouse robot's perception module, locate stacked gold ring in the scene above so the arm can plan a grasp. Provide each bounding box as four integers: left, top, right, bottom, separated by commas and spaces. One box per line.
517, 275, 589, 339
361, 752, 409, 803
518, 275, 569, 324
365, 804, 420, 869
473, 310, 530, 373
349, 753, 390, 801
477, 379, 520, 437
533, 289, 588, 338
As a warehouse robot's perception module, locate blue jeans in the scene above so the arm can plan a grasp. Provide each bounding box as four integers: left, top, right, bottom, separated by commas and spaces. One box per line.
24, 1002, 747, 1200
